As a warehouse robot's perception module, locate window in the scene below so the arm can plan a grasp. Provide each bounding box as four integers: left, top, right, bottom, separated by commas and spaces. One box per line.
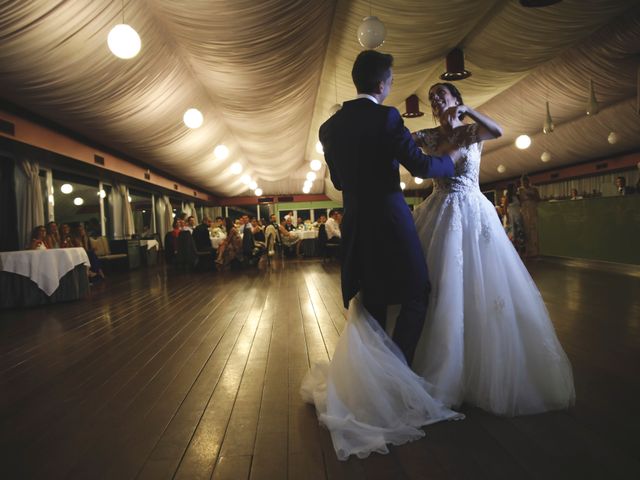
52, 172, 102, 235
129, 188, 153, 237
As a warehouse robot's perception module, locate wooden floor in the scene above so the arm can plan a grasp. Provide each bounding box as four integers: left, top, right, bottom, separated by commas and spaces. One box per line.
1, 258, 639, 480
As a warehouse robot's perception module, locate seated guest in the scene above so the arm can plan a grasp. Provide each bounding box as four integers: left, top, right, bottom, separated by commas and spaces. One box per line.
59, 223, 72, 248
70, 223, 104, 280
615, 176, 636, 195
45, 221, 60, 248
241, 216, 266, 265
28, 225, 48, 250
296, 217, 305, 229
184, 215, 196, 232
570, 188, 583, 200
193, 216, 213, 251
164, 218, 183, 262
214, 216, 225, 233
251, 217, 266, 245
279, 219, 300, 256
325, 209, 342, 245
216, 218, 242, 269
284, 217, 295, 232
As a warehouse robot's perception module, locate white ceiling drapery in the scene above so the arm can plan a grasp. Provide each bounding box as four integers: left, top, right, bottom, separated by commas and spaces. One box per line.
0, 1, 638, 197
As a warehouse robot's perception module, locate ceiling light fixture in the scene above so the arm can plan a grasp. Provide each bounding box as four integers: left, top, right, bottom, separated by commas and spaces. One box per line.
254, 188, 263, 196
586, 79, 599, 116
73, 197, 84, 206
543, 101, 554, 134
414, 177, 424, 185
60, 183, 73, 194
357, 16, 386, 49
440, 48, 471, 81
306, 171, 317, 182
107, 1, 141, 59
515, 134, 532, 150
402, 95, 424, 118
183, 108, 203, 129
315, 141, 324, 154
229, 162, 242, 174
310, 159, 322, 171
214, 144, 229, 159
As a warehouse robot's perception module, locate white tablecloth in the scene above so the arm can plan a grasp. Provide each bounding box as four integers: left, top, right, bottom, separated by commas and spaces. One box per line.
140, 239, 159, 250
0, 248, 90, 296
292, 230, 318, 240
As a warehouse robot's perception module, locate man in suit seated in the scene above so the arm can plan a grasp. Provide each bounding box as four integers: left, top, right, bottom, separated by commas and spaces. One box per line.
616, 176, 636, 195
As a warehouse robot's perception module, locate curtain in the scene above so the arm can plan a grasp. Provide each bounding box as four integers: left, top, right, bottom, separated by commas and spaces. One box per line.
187, 201, 198, 224
0, 154, 19, 251
109, 182, 135, 239
120, 184, 135, 237
109, 185, 123, 239
155, 196, 166, 245
15, 158, 44, 249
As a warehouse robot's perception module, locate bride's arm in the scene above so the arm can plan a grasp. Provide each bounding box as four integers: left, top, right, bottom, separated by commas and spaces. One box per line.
445, 105, 502, 142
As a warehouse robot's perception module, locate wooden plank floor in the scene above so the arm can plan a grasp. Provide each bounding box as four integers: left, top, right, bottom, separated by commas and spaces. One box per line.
1, 258, 639, 480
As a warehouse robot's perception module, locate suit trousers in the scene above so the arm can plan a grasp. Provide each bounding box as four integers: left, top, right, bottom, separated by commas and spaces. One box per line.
362, 286, 429, 366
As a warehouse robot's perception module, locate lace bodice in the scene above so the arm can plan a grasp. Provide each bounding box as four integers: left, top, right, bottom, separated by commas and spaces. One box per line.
414, 125, 483, 194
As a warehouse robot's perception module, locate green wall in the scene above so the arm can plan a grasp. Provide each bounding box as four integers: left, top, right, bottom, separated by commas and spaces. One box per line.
538, 195, 640, 265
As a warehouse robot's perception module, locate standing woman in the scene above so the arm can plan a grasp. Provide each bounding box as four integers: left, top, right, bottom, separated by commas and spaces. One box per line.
518, 175, 541, 258
410, 82, 574, 416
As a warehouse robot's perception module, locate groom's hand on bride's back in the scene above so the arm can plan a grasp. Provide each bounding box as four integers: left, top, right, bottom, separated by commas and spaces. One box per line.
448, 148, 461, 165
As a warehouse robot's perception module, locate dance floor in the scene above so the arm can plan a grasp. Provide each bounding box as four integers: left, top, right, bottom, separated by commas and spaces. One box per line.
1, 258, 639, 479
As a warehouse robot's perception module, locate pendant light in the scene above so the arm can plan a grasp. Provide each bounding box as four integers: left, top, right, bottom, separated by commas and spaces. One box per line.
107, 0, 141, 59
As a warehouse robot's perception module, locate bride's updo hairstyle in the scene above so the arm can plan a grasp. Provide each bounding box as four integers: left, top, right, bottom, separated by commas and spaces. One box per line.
429, 82, 464, 124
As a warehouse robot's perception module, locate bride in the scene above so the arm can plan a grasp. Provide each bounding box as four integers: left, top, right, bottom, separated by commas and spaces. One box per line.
410, 82, 575, 416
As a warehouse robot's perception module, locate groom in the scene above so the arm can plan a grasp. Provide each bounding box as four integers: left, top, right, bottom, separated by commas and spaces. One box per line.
319, 50, 459, 364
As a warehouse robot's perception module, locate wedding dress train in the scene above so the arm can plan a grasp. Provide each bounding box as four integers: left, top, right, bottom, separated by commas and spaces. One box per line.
300, 297, 463, 460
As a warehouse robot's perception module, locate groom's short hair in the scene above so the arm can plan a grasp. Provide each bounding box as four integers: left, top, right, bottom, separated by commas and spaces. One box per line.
352, 50, 393, 94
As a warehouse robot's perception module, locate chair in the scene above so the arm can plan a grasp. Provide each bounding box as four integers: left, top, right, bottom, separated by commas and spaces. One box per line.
317, 224, 340, 261
264, 225, 284, 266
241, 226, 266, 267
176, 230, 198, 270
164, 232, 176, 264
89, 236, 128, 271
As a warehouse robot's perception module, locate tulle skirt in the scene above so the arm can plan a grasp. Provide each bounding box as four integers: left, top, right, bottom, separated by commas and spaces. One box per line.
300, 297, 463, 460
412, 188, 575, 416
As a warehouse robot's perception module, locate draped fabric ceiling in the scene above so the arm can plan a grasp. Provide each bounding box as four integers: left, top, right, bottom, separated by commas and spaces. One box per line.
0, 0, 638, 200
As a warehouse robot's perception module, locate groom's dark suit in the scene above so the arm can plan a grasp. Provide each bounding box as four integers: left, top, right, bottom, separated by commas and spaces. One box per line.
319, 97, 455, 363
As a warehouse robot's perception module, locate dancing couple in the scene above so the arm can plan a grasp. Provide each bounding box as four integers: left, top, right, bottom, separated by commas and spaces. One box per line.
301, 50, 575, 460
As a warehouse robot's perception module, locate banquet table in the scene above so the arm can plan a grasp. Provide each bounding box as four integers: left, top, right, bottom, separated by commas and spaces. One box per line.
291, 229, 319, 256
0, 248, 90, 308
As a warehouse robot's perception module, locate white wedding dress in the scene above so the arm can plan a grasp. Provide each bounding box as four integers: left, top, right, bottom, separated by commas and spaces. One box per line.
411, 126, 575, 416
300, 297, 463, 460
